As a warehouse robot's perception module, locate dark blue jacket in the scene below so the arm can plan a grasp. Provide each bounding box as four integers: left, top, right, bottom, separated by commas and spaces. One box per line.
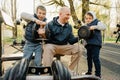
86, 19, 102, 46
45, 17, 78, 45
24, 14, 46, 43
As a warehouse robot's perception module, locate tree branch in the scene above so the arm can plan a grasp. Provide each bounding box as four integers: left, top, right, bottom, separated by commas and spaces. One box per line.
90, 1, 109, 8
40, 0, 65, 6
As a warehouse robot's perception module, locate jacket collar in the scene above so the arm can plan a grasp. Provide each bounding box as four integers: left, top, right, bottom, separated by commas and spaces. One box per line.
53, 16, 69, 27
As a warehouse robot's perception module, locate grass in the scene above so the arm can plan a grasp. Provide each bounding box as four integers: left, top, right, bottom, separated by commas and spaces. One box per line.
3, 36, 23, 45
104, 37, 116, 42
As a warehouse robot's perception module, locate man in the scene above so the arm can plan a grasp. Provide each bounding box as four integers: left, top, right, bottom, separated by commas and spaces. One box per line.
43, 6, 86, 71
21, 5, 47, 66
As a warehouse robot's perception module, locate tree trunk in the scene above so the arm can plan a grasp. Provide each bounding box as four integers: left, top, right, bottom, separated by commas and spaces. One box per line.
82, 0, 89, 22
68, 0, 81, 27
11, 0, 17, 39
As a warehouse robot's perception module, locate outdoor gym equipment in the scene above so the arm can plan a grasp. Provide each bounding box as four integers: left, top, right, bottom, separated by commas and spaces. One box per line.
113, 24, 120, 43
0, 12, 101, 79
0, 58, 101, 80
0, 27, 101, 80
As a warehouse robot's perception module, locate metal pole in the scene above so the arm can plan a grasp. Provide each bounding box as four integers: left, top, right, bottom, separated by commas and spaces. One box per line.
0, 10, 3, 76
33, 0, 35, 13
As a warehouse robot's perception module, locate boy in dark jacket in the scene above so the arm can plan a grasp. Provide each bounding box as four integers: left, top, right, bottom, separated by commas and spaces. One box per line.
21, 5, 47, 66
84, 11, 106, 78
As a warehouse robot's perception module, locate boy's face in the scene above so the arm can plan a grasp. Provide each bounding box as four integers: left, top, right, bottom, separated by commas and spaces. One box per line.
37, 9, 46, 20
84, 14, 93, 24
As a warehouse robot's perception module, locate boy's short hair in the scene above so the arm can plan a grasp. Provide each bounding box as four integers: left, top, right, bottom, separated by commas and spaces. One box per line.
36, 5, 46, 12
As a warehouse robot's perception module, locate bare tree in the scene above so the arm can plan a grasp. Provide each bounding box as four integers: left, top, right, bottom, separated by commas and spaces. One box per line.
1, 0, 17, 39
1, 0, 11, 15
116, 0, 120, 23
68, 0, 81, 27
82, 0, 89, 22
11, 0, 17, 39
40, 0, 82, 27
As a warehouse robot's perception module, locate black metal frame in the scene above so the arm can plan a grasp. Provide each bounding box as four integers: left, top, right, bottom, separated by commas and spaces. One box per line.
115, 31, 120, 43
0, 11, 3, 76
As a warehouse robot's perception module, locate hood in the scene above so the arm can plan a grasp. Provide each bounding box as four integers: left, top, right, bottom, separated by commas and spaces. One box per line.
52, 16, 63, 26
53, 16, 59, 24
86, 11, 96, 21
52, 16, 61, 26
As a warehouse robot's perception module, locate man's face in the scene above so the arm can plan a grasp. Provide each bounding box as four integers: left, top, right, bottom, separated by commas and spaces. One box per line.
37, 9, 46, 20
60, 10, 71, 24
84, 14, 93, 24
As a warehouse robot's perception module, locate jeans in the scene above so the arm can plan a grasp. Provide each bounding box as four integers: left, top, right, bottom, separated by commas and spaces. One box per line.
23, 41, 42, 66
85, 44, 101, 76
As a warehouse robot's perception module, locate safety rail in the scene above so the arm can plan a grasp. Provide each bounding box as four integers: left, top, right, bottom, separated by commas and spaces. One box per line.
26, 75, 101, 80
1, 53, 35, 62
0, 75, 101, 80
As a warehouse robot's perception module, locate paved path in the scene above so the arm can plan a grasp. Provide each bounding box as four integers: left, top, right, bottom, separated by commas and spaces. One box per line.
61, 43, 120, 80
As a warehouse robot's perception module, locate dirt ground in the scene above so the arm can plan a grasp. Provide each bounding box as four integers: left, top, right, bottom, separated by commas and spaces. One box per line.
2, 44, 120, 80
2, 44, 84, 74
2, 44, 23, 72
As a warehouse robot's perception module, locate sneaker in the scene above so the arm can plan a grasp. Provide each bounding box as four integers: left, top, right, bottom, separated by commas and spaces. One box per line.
95, 75, 101, 78
85, 72, 92, 75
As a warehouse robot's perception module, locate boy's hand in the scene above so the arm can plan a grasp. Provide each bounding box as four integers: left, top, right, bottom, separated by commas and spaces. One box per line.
35, 19, 46, 26
37, 28, 46, 38
89, 26, 95, 30
37, 28, 45, 34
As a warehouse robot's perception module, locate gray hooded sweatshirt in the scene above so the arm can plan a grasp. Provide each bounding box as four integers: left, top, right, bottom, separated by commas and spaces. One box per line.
85, 11, 106, 46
